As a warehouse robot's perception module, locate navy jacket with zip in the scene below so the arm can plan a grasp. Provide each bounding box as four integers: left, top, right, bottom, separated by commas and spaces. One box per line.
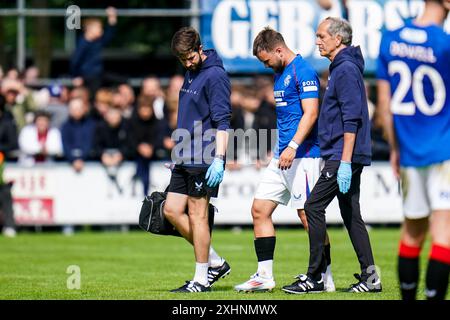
319, 46, 371, 165
175, 49, 231, 167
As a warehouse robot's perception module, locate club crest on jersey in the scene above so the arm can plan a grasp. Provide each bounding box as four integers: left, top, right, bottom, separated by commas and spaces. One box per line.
284, 75, 291, 87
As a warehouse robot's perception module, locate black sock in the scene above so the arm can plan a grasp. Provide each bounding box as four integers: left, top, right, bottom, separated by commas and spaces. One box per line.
324, 243, 331, 267
254, 237, 276, 262
425, 259, 450, 300
398, 256, 419, 301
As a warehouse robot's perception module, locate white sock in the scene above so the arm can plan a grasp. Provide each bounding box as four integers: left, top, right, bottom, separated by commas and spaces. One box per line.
257, 260, 273, 278
325, 265, 333, 278
193, 262, 209, 286
208, 247, 223, 268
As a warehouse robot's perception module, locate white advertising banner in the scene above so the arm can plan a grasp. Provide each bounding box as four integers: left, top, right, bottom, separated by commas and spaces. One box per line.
201, 0, 450, 73
3, 162, 403, 225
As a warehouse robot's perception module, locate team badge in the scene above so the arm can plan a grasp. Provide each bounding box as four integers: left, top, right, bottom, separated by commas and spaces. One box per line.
284, 75, 291, 87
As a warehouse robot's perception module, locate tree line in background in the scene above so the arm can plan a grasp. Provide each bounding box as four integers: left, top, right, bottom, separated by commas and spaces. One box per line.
0, 0, 187, 77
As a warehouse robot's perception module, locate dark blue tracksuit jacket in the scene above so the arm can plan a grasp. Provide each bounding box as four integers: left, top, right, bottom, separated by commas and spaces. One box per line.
175, 49, 231, 167
319, 46, 371, 165
61, 116, 96, 162
70, 25, 116, 78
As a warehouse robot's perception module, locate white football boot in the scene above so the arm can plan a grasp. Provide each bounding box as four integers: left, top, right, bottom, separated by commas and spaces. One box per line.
235, 273, 276, 292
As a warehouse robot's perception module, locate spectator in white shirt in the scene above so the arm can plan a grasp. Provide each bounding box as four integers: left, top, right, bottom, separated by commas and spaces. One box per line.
18, 110, 63, 165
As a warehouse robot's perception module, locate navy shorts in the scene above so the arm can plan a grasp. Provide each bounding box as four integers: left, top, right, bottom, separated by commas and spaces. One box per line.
167, 165, 219, 198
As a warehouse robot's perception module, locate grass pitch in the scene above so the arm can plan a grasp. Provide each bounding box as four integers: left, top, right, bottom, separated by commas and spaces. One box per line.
0, 227, 444, 300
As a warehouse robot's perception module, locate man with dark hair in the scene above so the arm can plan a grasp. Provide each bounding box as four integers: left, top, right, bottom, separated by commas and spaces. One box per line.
282, 17, 381, 294
171, 27, 202, 58
163, 27, 232, 293
377, 0, 450, 300
235, 27, 335, 293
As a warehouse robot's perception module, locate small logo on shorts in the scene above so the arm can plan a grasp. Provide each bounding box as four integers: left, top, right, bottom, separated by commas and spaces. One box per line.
440, 191, 450, 199
325, 172, 333, 179
425, 288, 437, 298
195, 182, 203, 192
293, 193, 302, 200
400, 282, 417, 290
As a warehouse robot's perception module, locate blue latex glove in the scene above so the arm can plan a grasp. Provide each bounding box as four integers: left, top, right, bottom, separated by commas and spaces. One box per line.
206, 157, 225, 187
337, 161, 352, 194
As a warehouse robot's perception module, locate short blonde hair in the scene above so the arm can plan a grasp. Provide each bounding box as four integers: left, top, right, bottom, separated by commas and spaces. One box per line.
95, 89, 112, 105
83, 18, 102, 30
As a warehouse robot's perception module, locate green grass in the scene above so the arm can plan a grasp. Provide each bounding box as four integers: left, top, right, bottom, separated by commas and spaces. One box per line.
0, 228, 444, 300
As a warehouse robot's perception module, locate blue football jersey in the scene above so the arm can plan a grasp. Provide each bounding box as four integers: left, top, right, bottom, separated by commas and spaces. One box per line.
376, 20, 450, 166
273, 55, 321, 159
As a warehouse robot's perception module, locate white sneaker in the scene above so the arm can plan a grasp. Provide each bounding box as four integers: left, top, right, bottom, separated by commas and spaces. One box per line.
323, 265, 336, 292
235, 273, 275, 292
2, 227, 16, 238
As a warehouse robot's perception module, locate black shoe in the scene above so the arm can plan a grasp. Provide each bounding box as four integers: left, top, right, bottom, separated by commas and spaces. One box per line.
208, 260, 231, 286
170, 280, 211, 293
282, 274, 325, 294
348, 273, 382, 293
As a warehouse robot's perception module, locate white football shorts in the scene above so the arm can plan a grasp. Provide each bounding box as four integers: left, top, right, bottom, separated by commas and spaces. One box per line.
401, 159, 450, 219
254, 157, 323, 209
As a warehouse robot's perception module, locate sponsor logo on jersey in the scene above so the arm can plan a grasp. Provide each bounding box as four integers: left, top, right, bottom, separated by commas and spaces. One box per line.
399, 28, 427, 44
301, 80, 318, 92
274, 90, 287, 107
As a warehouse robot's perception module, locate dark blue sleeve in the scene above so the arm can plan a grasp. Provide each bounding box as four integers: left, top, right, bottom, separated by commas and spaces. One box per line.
101, 25, 116, 46
81, 120, 95, 160
376, 32, 390, 81
207, 70, 232, 131
0, 121, 18, 153
70, 37, 89, 77
335, 67, 363, 134
61, 123, 75, 162
296, 64, 320, 100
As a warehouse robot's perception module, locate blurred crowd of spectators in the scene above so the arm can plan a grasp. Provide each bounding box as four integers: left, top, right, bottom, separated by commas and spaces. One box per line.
0, 4, 389, 202
0, 65, 389, 168
0, 68, 184, 194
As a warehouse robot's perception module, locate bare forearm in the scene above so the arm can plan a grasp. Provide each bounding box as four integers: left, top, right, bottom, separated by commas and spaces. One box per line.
342, 132, 356, 162
377, 80, 398, 151
291, 111, 317, 146
215, 130, 229, 156
291, 98, 319, 147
